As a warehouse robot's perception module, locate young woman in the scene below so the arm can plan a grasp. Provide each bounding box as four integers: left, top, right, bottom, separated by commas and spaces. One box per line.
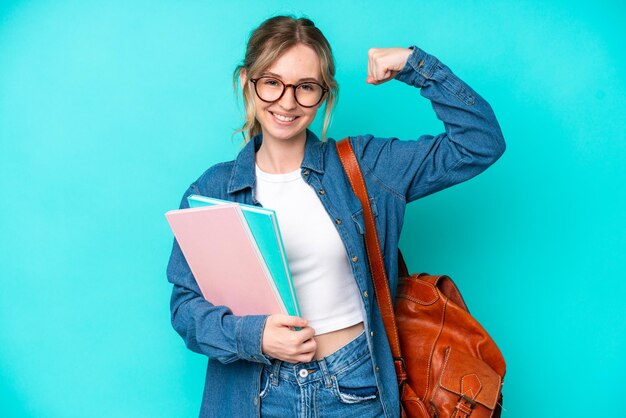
166, 15, 505, 418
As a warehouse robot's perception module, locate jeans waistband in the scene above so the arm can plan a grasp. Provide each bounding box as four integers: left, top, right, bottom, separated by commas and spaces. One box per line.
268, 330, 369, 385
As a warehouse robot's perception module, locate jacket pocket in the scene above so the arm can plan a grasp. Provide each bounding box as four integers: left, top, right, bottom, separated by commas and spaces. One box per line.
351, 198, 378, 235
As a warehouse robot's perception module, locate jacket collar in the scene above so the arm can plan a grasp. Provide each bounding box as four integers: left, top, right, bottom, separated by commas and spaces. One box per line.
228, 128, 325, 194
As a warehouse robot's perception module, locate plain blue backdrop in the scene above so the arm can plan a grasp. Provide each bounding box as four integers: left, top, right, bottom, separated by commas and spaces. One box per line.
1, 1, 624, 417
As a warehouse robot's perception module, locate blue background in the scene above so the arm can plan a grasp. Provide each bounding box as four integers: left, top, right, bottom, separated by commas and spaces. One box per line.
1, 1, 624, 416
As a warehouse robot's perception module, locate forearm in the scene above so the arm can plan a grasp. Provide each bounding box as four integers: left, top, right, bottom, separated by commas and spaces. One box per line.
169, 280, 270, 364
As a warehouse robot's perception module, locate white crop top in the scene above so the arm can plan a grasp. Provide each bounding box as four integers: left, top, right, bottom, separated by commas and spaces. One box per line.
254, 164, 365, 335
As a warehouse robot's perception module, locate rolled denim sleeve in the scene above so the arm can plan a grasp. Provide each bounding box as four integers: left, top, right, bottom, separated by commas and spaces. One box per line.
354, 45, 506, 202
166, 184, 271, 365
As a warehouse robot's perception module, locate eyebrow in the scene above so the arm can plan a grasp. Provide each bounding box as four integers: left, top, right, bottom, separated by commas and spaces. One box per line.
261, 71, 321, 84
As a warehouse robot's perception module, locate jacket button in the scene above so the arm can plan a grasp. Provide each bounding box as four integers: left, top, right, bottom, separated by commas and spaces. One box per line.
303, 169, 310, 176
351, 255, 358, 262
335, 218, 342, 225
299, 369, 309, 378
318, 188, 325, 195
375, 366, 380, 372
363, 291, 368, 298
370, 331, 374, 337
418, 59, 425, 68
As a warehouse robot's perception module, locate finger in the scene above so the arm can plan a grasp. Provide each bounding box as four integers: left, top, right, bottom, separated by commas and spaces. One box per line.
373, 64, 394, 85
371, 54, 379, 83
368, 48, 382, 84
296, 351, 316, 363
295, 326, 316, 343
371, 59, 386, 85
273, 314, 307, 328
300, 338, 317, 354
370, 74, 383, 85
295, 343, 316, 362
374, 58, 389, 84
370, 49, 384, 83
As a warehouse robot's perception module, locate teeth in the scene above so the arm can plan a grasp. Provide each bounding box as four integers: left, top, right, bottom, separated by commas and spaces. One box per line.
272, 112, 296, 122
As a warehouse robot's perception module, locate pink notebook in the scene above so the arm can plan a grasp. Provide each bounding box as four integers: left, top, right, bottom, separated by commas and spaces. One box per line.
165, 204, 285, 316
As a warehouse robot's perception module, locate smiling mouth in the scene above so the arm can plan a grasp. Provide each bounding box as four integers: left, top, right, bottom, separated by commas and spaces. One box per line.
270, 111, 299, 123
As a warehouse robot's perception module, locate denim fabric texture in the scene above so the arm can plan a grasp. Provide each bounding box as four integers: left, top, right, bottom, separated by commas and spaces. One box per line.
166, 45, 506, 418
260, 331, 384, 417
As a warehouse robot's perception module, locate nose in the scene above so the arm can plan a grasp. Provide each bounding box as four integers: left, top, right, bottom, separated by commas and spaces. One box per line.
277, 85, 298, 110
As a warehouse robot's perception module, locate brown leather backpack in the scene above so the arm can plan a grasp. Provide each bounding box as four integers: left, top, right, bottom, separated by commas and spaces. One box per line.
337, 138, 506, 418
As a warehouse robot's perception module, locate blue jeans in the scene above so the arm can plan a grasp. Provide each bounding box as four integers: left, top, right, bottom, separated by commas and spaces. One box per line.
259, 330, 385, 417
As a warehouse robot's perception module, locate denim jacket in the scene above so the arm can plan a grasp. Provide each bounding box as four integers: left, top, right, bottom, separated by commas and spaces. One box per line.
166, 45, 505, 418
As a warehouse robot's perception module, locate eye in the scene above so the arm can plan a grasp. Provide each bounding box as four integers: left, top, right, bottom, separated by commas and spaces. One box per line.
299, 83, 316, 92
263, 78, 281, 87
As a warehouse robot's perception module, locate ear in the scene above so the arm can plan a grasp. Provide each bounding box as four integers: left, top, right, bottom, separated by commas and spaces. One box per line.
239, 69, 247, 91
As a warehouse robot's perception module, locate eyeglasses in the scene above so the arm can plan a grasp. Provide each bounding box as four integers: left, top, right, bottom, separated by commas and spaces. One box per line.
249, 77, 329, 108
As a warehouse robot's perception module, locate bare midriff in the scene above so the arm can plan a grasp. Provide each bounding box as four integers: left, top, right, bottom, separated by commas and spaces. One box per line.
312, 322, 365, 360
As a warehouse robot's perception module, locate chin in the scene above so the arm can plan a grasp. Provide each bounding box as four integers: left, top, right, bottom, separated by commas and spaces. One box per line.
269, 129, 307, 142
263, 122, 309, 142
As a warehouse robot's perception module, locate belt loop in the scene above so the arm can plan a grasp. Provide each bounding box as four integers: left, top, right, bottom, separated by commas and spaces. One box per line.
271, 360, 282, 386
318, 359, 332, 388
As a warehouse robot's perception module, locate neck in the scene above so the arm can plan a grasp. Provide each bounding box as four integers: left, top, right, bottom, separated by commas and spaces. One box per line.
256, 131, 307, 174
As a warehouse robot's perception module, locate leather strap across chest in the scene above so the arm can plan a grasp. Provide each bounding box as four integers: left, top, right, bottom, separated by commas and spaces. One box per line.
336, 137, 407, 384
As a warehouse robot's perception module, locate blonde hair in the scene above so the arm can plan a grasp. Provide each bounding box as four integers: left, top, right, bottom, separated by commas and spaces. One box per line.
232, 15, 338, 143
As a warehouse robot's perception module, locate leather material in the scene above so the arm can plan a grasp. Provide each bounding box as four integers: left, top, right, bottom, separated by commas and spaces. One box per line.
337, 137, 506, 418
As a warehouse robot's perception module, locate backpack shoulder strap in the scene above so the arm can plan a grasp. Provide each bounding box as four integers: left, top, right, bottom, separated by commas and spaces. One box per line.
336, 137, 406, 383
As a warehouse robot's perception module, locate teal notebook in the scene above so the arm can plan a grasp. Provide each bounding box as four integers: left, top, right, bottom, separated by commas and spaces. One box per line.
187, 194, 300, 317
